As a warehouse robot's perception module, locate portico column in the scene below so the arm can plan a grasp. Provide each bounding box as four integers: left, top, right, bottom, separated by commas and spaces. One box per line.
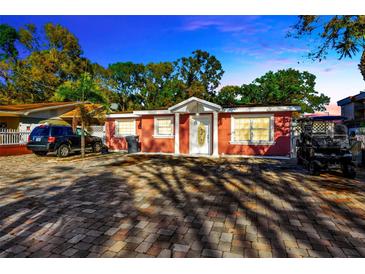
213, 111, 219, 157
174, 113, 180, 154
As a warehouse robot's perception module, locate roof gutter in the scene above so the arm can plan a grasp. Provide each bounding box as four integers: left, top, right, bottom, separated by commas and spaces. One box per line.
0, 111, 21, 117
222, 105, 301, 113
23, 102, 84, 116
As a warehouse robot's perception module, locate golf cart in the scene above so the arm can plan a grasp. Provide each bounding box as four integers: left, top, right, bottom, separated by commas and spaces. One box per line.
296, 116, 356, 178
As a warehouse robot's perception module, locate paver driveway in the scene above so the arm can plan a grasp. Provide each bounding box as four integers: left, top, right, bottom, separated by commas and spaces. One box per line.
0, 153, 365, 258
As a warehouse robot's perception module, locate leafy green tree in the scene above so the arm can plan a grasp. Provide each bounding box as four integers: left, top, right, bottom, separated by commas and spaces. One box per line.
237, 69, 330, 113
157, 78, 187, 108
0, 24, 19, 103
0, 22, 87, 104
52, 72, 110, 157
214, 85, 242, 106
53, 73, 108, 103
291, 15, 365, 82
108, 62, 145, 111
141, 62, 175, 109
0, 24, 18, 61
44, 23, 82, 57
174, 50, 224, 100
18, 24, 38, 51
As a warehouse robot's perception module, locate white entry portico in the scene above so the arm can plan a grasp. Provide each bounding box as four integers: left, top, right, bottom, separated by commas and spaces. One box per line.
168, 97, 221, 156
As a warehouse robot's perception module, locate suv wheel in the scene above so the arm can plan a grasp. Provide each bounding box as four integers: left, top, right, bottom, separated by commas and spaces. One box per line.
92, 142, 102, 153
57, 144, 70, 157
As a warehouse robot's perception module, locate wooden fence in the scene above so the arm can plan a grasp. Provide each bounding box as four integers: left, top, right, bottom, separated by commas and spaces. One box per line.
0, 128, 30, 145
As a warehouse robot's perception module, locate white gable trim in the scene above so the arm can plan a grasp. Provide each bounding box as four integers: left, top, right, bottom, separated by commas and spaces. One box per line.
168, 97, 222, 112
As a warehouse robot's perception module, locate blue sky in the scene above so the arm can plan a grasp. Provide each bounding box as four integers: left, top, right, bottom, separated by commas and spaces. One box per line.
1, 15, 364, 103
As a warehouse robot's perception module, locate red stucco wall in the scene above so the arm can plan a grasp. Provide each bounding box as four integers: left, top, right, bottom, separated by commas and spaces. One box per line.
0, 144, 32, 156
140, 115, 175, 153
105, 118, 142, 151
218, 112, 292, 156
179, 114, 190, 154
106, 111, 293, 156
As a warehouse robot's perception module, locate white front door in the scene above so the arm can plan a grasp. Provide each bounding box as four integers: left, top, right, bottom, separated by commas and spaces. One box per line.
190, 115, 211, 155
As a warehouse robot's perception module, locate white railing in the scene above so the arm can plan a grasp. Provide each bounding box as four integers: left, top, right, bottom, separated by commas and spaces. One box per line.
0, 128, 30, 145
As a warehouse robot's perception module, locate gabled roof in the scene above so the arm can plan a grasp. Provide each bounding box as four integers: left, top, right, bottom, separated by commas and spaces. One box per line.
168, 97, 222, 112
337, 91, 365, 106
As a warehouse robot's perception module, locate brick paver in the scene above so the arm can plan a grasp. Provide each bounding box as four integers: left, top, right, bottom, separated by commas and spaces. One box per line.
0, 153, 364, 257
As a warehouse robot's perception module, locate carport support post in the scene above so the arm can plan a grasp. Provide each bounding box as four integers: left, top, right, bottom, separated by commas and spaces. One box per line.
174, 113, 180, 154
213, 111, 219, 157
81, 119, 85, 158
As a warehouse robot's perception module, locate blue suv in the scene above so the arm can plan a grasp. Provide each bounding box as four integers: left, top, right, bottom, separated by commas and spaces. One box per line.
27, 125, 103, 157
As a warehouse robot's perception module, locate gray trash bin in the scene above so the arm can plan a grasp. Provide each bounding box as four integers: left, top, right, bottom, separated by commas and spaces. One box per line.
125, 135, 140, 153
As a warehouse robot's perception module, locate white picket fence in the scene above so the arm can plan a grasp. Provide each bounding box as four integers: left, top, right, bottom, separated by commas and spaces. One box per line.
0, 128, 30, 145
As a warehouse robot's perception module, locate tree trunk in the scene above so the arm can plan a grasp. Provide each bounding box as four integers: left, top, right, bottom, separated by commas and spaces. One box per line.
359, 49, 365, 83
81, 118, 85, 158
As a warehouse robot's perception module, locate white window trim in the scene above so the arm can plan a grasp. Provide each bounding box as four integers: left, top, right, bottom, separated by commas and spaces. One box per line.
153, 116, 174, 138
230, 114, 275, 145
114, 119, 136, 137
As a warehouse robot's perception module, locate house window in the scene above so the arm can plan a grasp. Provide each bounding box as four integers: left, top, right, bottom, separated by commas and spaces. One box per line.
231, 115, 273, 144
115, 119, 136, 136
154, 117, 174, 137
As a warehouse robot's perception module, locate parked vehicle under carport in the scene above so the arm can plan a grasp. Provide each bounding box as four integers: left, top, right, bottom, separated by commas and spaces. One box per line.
27, 125, 103, 157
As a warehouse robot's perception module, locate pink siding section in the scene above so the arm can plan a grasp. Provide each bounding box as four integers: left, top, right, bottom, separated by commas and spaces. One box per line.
106, 115, 175, 153
140, 115, 175, 153
105, 118, 142, 151
218, 112, 292, 156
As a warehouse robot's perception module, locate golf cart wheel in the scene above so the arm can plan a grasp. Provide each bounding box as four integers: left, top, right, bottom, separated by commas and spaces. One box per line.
34, 151, 47, 156
342, 164, 356, 179
57, 144, 70, 158
309, 162, 320, 176
92, 142, 102, 153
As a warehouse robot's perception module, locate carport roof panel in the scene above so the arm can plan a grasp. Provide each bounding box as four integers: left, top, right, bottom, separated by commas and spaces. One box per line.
0, 102, 77, 112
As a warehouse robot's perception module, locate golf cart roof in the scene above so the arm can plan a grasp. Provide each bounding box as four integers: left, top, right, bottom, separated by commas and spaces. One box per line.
299, 116, 347, 122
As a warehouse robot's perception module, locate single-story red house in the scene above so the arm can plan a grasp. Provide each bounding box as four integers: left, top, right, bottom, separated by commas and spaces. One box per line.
105, 97, 301, 157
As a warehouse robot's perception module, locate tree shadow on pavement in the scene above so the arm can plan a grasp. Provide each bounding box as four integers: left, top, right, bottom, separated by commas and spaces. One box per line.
0, 171, 140, 257
1, 154, 365, 258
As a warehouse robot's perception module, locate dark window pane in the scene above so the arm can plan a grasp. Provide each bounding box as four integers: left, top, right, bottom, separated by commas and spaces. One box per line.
64, 127, 73, 135
30, 127, 50, 137
51, 127, 64, 136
